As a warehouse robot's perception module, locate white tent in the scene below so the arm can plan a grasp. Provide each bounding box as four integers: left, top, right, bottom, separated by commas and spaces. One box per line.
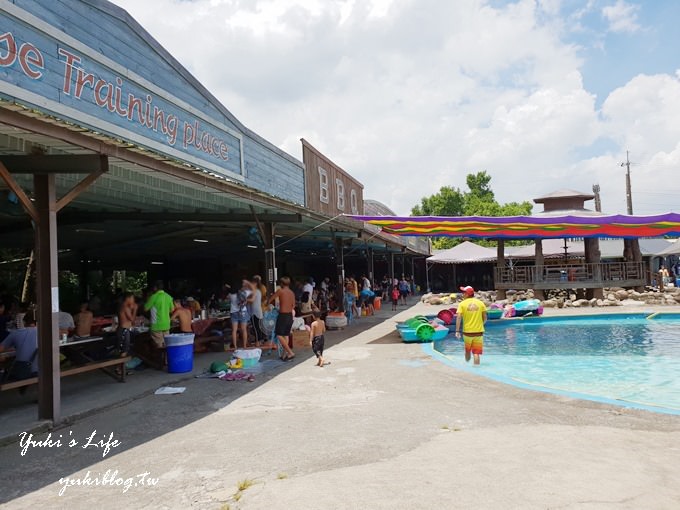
657, 239, 680, 257
427, 241, 498, 264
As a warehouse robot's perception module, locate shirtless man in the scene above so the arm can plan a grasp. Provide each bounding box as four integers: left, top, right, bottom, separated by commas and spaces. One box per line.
73, 302, 93, 337
171, 299, 193, 333
117, 293, 138, 356
269, 276, 296, 361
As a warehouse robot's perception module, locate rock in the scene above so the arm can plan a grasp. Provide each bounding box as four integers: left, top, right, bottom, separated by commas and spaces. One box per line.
589, 298, 598, 306
506, 290, 517, 296
564, 300, 573, 307
596, 299, 604, 307
615, 290, 629, 300
429, 298, 443, 305
573, 299, 588, 307
569, 294, 576, 301
542, 299, 558, 308
607, 293, 616, 301
421, 293, 433, 303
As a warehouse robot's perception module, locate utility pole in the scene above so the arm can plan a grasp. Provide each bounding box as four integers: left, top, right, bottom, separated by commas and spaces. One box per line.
620, 151, 633, 214
592, 184, 601, 212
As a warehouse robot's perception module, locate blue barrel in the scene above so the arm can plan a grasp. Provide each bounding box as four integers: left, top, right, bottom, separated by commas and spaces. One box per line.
164, 333, 195, 373
676, 278, 680, 288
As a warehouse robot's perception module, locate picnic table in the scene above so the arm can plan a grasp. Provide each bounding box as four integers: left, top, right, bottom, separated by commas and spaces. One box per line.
0, 334, 129, 392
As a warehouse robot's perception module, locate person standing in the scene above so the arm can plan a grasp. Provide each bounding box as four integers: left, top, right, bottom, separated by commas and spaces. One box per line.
144, 281, 174, 348
171, 298, 193, 334
398, 277, 410, 305
455, 286, 488, 365
249, 278, 264, 347
253, 275, 267, 309
117, 293, 138, 356
73, 302, 93, 337
230, 279, 252, 350
269, 277, 296, 361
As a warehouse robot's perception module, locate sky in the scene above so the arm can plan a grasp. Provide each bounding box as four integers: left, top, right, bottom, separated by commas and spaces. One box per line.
109, 0, 680, 216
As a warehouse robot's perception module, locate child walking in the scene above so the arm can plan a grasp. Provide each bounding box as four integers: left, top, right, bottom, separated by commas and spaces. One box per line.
390, 285, 400, 311
309, 310, 326, 367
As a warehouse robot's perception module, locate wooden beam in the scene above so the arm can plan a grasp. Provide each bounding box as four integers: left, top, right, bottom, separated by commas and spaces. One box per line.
56, 161, 108, 212
249, 204, 267, 242
495, 239, 506, 300
34, 173, 61, 422
0, 154, 108, 174
0, 161, 39, 223
57, 211, 302, 224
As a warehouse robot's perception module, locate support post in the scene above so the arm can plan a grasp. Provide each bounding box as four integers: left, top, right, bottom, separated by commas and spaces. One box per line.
496, 239, 506, 300
368, 248, 374, 285
624, 239, 644, 291
263, 222, 276, 296
584, 238, 604, 300
34, 173, 61, 422
534, 239, 545, 301
390, 253, 395, 282
426, 261, 430, 293
334, 236, 345, 312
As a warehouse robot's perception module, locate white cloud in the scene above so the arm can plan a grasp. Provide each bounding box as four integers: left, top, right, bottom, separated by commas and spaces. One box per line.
602, 0, 641, 33
110, 0, 679, 216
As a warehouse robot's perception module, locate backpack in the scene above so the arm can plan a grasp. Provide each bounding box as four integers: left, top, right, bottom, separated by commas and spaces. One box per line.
391, 287, 400, 300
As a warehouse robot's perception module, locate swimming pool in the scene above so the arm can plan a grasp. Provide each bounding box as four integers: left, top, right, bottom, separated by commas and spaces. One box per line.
427, 313, 680, 415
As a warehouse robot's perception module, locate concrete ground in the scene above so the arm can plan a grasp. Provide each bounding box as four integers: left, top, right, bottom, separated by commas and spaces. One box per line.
1, 300, 679, 509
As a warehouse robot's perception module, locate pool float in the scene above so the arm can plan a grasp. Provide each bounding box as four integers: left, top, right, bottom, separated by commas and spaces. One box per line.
487, 309, 504, 320
437, 309, 455, 325
396, 316, 450, 343
513, 299, 541, 317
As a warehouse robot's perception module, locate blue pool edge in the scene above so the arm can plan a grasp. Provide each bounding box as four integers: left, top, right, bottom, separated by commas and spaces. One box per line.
421, 342, 680, 417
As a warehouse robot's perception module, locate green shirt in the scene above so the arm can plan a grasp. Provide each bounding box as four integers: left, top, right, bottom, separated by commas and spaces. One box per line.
145, 290, 174, 332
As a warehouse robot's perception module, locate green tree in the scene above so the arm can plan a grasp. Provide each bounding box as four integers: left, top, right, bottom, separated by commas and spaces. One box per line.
465, 171, 494, 203
411, 172, 533, 249
411, 186, 464, 216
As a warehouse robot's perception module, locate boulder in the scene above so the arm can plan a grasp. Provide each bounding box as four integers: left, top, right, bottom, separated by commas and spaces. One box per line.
615, 290, 629, 300
589, 298, 598, 307
429, 298, 443, 305
607, 293, 616, 301
542, 299, 558, 308
596, 299, 604, 307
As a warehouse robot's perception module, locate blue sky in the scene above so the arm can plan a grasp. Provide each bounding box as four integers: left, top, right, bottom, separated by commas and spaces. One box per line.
113, 0, 680, 215
567, 1, 680, 104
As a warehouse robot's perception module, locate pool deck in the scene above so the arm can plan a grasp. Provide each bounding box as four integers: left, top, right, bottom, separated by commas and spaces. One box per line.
1, 301, 679, 509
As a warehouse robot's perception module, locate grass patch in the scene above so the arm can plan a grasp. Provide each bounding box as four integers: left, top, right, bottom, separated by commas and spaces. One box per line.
277, 473, 288, 480
237, 478, 256, 492
219, 505, 231, 510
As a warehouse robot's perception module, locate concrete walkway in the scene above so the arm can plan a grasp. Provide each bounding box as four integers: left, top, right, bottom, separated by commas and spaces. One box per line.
1, 301, 679, 509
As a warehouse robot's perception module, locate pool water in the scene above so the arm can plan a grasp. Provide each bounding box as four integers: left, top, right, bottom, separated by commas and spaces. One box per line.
432, 314, 680, 413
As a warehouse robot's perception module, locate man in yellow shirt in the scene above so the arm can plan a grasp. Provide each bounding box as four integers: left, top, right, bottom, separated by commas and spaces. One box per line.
455, 286, 487, 365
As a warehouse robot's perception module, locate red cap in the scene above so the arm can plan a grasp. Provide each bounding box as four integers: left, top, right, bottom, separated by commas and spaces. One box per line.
459, 285, 475, 296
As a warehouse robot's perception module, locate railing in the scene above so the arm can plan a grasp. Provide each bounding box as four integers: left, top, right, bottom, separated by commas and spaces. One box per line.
494, 261, 646, 289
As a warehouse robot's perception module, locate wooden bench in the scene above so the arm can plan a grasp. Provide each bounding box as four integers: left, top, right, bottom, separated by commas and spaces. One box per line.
0, 356, 131, 391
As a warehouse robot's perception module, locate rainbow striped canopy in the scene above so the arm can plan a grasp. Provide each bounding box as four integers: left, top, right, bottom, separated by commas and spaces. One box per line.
349, 213, 680, 239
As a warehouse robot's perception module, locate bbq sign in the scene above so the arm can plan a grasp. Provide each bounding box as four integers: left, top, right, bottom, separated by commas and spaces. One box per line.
0, 5, 244, 179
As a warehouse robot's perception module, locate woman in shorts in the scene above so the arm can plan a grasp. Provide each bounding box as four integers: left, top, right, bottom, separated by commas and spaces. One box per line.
230, 280, 252, 349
